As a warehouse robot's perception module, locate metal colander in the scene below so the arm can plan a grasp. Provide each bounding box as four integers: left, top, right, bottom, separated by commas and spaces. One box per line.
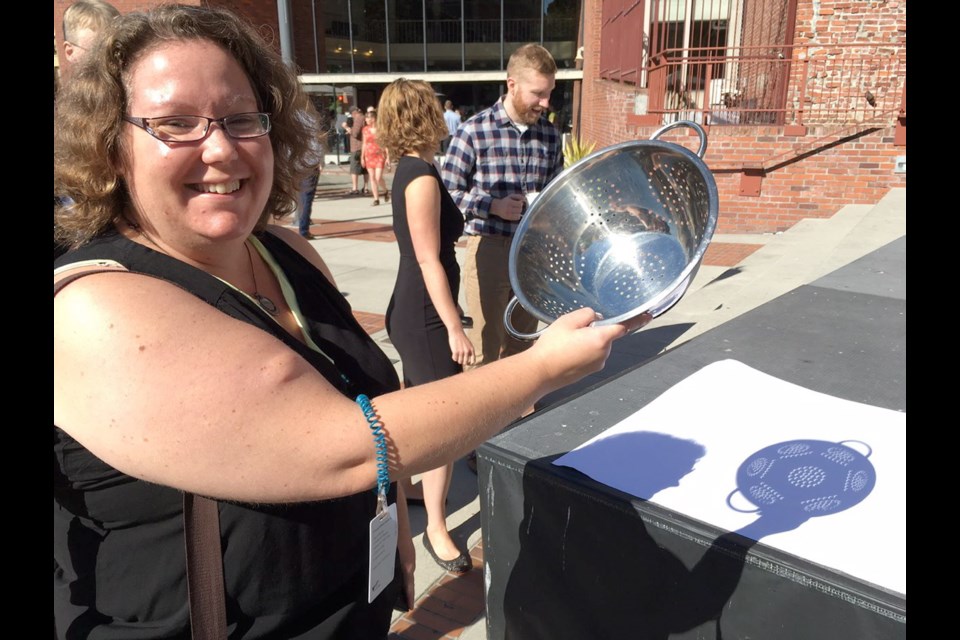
505, 121, 719, 340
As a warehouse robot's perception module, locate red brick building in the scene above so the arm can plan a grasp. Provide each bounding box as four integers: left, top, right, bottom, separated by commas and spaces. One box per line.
576, 0, 906, 232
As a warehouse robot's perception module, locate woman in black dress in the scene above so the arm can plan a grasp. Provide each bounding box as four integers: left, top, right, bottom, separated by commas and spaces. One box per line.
380, 79, 475, 573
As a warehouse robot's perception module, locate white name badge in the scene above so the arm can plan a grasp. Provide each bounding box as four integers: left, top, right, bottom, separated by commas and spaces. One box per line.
368, 502, 398, 603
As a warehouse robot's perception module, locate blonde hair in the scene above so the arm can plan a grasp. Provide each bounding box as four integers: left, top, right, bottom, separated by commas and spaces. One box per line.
506, 43, 557, 79
376, 78, 446, 159
63, 0, 120, 42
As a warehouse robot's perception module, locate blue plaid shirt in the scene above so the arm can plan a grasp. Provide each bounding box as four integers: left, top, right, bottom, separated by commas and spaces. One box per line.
441, 98, 563, 238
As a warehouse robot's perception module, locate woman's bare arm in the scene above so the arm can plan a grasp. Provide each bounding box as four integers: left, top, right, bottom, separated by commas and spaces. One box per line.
54, 272, 635, 504
403, 174, 474, 364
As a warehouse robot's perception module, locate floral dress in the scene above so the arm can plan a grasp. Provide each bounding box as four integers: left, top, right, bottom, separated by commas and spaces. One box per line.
362, 125, 386, 169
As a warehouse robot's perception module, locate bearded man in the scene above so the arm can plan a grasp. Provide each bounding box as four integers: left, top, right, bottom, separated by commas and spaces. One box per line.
442, 44, 563, 373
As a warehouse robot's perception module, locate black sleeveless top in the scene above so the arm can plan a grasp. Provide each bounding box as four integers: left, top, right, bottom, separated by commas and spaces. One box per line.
389, 155, 463, 277
53, 230, 401, 639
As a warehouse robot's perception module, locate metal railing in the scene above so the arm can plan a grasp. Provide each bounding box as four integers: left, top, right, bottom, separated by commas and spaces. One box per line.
640, 43, 906, 128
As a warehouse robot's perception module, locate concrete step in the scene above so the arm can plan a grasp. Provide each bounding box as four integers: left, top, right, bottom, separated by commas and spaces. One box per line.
641, 188, 906, 351
815, 187, 906, 277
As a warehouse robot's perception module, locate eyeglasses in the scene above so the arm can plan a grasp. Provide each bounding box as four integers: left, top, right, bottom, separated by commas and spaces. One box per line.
122, 112, 271, 143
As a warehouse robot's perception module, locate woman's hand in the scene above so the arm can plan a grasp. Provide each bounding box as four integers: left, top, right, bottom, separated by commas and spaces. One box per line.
447, 326, 475, 367
621, 311, 654, 334
523, 307, 632, 390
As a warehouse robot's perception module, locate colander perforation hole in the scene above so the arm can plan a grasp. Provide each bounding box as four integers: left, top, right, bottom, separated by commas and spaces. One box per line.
801, 496, 842, 513
786, 465, 827, 488
846, 470, 870, 492
777, 443, 812, 458
748, 482, 783, 505
746, 457, 769, 477
821, 447, 856, 466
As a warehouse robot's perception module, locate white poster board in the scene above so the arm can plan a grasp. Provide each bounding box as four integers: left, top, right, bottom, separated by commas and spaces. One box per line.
553, 359, 906, 595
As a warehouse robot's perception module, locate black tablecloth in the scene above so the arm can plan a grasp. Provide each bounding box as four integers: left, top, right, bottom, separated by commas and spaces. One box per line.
478, 237, 906, 640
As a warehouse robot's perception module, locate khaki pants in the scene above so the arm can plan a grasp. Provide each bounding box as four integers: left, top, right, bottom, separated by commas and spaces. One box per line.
462, 234, 539, 370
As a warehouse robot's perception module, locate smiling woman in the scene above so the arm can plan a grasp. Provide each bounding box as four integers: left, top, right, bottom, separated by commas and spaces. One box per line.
53, 5, 643, 639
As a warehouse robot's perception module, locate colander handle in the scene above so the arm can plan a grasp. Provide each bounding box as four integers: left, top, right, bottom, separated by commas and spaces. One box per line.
726, 489, 761, 514
650, 120, 708, 158
838, 440, 873, 458
504, 296, 545, 341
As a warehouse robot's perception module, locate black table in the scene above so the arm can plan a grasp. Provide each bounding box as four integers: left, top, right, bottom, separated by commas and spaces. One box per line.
478, 236, 906, 640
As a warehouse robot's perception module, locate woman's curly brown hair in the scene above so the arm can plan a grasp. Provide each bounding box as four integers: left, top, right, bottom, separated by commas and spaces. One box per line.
54, 3, 319, 249
376, 78, 447, 160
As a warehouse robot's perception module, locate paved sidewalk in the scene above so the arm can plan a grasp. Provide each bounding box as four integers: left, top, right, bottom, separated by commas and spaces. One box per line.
291, 162, 905, 640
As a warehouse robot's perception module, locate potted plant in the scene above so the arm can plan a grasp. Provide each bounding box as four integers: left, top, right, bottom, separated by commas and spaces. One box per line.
563, 135, 597, 169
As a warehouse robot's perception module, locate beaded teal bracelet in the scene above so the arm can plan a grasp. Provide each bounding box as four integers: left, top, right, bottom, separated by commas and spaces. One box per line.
355, 394, 390, 509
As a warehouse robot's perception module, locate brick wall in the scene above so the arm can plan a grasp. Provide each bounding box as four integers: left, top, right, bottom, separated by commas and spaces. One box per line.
578, 0, 907, 234
794, 0, 906, 47
288, 0, 322, 74
211, 0, 281, 51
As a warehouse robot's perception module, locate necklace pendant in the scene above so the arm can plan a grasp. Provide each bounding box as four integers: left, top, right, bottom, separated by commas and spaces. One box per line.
254, 293, 279, 316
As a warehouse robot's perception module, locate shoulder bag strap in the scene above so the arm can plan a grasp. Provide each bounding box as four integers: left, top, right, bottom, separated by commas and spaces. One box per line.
183, 493, 228, 640
53, 260, 129, 295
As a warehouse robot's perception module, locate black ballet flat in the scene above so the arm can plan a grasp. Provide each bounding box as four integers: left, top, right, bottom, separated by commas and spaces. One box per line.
422, 534, 471, 573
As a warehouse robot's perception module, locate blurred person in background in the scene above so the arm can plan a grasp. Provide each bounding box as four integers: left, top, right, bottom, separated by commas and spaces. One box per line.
360, 108, 389, 206
56, 0, 121, 260
441, 99, 460, 155
343, 105, 368, 195
296, 101, 324, 239
61, 0, 120, 78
